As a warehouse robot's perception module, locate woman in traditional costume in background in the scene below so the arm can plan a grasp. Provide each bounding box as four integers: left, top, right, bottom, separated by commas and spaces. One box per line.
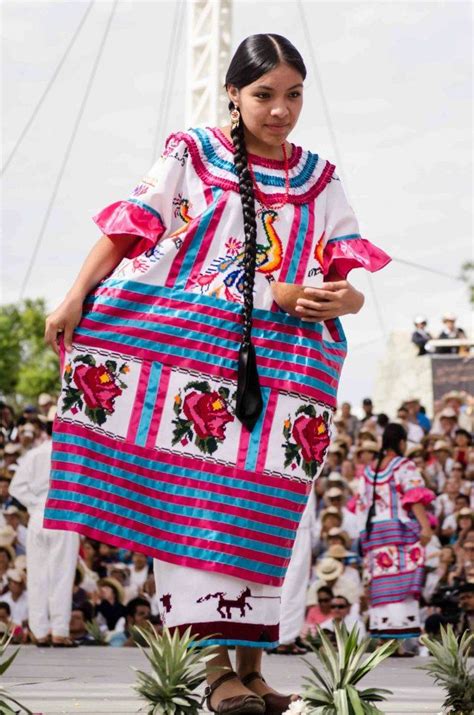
44, 34, 390, 714
356, 423, 435, 647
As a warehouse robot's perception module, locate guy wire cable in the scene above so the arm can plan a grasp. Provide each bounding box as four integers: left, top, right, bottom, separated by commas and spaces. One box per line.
297, 0, 388, 338
150, 0, 184, 164
2, 1, 94, 176
19, 0, 118, 301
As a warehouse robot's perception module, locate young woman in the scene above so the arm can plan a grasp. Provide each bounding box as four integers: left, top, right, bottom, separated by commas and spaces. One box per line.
44, 34, 390, 714
356, 423, 435, 644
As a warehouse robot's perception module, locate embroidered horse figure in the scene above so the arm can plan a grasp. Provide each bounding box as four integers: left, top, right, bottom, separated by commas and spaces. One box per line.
196, 586, 254, 619
160, 593, 172, 613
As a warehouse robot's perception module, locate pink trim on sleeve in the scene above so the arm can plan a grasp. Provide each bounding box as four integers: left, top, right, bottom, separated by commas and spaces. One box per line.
401, 487, 436, 508
323, 236, 391, 279
92, 200, 166, 259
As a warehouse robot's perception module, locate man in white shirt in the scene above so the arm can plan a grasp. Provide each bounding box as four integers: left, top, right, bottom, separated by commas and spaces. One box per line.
2, 568, 28, 628
9, 406, 79, 646
2, 506, 27, 555
324, 487, 359, 540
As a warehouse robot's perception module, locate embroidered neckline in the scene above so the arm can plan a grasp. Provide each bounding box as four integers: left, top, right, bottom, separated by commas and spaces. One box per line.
168, 127, 336, 205
209, 126, 301, 169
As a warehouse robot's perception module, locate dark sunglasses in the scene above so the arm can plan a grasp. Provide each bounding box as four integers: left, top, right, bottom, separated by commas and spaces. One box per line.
318, 597, 331, 603
331, 603, 348, 610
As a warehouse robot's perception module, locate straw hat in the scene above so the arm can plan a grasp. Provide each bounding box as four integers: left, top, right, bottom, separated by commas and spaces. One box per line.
0, 543, 15, 563
98, 576, 125, 604
315, 557, 343, 582
326, 487, 344, 499
14, 555, 27, 573
439, 408, 458, 420
327, 545, 350, 560
4, 443, 21, 455
38, 393, 53, 406
0, 525, 16, 548
6, 568, 25, 584
456, 508, 473, 522
328, 444, 344, 455
358, 429, 378, 441
327, 527, 351, 548
356, 440, 379, 455
327, 472, 348, 487
442, 312, 456, 321
443, 391, 466, 405
321, 507, 342, 524
3, 506, 20, 517
433, 440, 453, 454
406, 444, 424, 458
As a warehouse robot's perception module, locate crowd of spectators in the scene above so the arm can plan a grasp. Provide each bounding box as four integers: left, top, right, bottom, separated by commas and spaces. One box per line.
411, 313, 468, 356
0, 388, 473, 652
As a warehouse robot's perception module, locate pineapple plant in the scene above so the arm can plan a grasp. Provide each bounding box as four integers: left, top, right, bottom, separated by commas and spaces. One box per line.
0, 631, 33, 714
131, 623, 220, 714
85, 618, 108, 645
300, 624, 398, 714
418, 624, 474, 715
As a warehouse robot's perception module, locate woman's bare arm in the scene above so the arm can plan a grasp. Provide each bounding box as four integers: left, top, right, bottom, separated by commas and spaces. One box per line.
44, 234, 138, 355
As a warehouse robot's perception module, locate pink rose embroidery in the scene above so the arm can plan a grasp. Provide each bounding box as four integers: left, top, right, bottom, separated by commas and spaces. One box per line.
376, 551, 394, 569
409, 546, 422, 564
292, 414, 330, 464
73, 364, 122, 412
172, 382, 235, 456
61, 355, 130, 426
182, 390, 234, 440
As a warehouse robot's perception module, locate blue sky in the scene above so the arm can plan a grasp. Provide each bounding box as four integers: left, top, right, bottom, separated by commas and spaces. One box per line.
2, 0, 472, 408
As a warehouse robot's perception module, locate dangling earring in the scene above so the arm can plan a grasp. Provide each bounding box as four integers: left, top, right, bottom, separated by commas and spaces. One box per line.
230, 104, 240, 129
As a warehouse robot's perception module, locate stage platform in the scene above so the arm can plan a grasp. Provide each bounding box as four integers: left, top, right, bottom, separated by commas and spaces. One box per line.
6, 646, 443, 714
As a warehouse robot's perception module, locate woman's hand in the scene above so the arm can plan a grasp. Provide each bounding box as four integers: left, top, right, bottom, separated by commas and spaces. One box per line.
44, 293, 85, 356
294, 280, 365, 322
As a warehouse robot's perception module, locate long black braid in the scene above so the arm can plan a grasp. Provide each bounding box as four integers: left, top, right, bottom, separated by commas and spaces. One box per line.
229, 103, 258, 351
365, 423, 408, 536
223, 34, 307, 431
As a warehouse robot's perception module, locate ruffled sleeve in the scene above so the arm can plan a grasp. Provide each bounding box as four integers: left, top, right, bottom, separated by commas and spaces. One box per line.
322, 175, 391, 280
92, 133, 189, 259
394, 458, 436, 508
402, 487, 436, 508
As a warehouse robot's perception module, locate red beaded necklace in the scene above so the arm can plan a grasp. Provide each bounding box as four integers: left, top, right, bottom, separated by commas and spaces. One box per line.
247, 142, 290, 210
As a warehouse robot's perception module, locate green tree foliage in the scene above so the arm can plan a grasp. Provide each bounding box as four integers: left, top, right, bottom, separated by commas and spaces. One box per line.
460, 261, 474, 305
0, 298, 60, 406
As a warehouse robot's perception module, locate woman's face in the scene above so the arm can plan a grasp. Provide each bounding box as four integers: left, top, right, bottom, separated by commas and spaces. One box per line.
0, 551, 10, 572
318, 590, 332, 614
440, 547, 454, 564
227, 63, 304, 150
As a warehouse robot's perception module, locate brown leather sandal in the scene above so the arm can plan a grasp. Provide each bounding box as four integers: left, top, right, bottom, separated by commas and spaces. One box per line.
240, 672, 301, 715
203, 670, 266, 714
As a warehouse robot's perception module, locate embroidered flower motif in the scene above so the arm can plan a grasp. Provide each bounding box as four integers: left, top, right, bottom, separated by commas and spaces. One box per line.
225, 236, 243, 256
131, 183, 149, 197
61, 355, 130, 426
375, 551, 394, 569
171, 381, 235, 455
283, 405, 331, 478
409, 546, 422, 564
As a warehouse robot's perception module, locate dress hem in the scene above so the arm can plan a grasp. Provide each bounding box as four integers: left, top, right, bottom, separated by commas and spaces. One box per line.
42, 517, 286, 587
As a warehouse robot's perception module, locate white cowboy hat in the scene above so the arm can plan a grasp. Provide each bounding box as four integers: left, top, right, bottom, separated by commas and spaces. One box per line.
315, 557, 344, 582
